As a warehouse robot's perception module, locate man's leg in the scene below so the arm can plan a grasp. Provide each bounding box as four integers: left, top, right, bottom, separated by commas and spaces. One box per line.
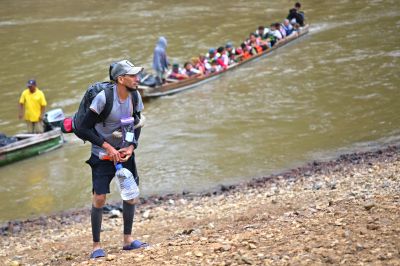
156, 71, 164, 85
123, 199, 136, 246
34, 121, 44, 133
122, 155, 140, 246
26, 121, 33, 134
92, 192, 106, 252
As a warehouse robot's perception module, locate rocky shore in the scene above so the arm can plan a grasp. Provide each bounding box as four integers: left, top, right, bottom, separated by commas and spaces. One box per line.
1, 146, 399, 265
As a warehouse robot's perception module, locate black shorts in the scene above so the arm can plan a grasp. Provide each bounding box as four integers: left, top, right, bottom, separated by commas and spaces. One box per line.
86, 153, 139, 195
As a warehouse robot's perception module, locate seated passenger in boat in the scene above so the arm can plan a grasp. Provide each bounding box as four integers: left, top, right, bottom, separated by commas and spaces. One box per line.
217, 46, 230, 66
292, 23, 301, 36
282, 19, 294, 36
225, 42, 241, 63
209, 59, 223, 73
206, 48, 227, 70
276, 23, 287, 39
182, 62, 202, 77
192, 57, 206, 74
206, 48, 216, 62
240, 43, 253, 60
255, 26, 269, 40
200, 54, 213, 74
245, 33, 265, 54
168, 63, 189, 80
269, 23, 283, 42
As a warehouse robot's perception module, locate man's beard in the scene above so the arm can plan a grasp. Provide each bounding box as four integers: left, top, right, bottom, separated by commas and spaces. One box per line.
126, 85, 138, 92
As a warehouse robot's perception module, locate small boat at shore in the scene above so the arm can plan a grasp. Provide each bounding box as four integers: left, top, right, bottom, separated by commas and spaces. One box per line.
0, 129, 64, 167
0, 109, 65, 167
138, 25, 309, 99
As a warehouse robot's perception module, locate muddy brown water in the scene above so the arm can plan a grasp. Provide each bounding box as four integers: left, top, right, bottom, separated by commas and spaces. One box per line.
0, 0, 399, 222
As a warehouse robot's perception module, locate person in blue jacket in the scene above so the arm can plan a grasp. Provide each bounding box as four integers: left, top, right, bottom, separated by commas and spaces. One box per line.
152, 36, 170, 84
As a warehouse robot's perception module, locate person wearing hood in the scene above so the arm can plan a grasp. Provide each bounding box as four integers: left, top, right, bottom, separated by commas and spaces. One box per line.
152, 36, 169, 84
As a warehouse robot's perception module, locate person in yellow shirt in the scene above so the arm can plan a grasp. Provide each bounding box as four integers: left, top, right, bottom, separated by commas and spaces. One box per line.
18, 79, 47, 133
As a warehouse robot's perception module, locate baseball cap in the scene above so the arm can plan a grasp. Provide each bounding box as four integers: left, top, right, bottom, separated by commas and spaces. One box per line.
209, 48, 216, 54
109, 60, 143, 81
26, 79, 36, 87
225, 42, 233, 49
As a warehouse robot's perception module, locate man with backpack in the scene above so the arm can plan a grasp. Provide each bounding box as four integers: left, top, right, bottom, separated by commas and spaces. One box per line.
76, 60, 147, 258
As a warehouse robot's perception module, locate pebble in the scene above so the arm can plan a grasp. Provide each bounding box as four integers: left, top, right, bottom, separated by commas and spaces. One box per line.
142, 210, 151, 219
364, 202, 375, 211
179, 199, 187, 205
194, 251, 203, 257
109, 209, 121, 218
327, 180, 337, 190
106, 254, 116, 261
240, 255, 253, 265
356, 243, 364, 251
222, 245, 232, 251
9, 261, 21, 266
312, 182, 323, 190
366, 224, 379, 230
249, 243, 257, 249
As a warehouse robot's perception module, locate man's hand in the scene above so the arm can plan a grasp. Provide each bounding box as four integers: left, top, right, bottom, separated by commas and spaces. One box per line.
102, 142, 122, 163
118, 145, 134, 162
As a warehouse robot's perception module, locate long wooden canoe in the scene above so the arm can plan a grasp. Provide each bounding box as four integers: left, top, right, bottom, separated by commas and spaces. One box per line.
138, 25, 309, 99
0, 128, 64, 167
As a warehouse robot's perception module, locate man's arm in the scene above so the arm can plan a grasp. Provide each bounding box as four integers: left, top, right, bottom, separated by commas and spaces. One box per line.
40, 92, 47, 121
40, 106, 45, 121
18, 103, 24, 120
78, 109, 122, 162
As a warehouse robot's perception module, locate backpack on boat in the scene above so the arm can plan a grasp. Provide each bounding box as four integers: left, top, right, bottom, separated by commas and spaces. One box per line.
61, 81, 140, 142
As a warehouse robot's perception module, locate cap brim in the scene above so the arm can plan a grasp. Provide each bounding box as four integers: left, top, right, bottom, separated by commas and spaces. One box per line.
126, 67, 143, 75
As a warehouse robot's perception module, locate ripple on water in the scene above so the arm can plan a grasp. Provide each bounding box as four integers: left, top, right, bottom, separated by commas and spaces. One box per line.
0, 16, 97, 27
387, 50, 400, 57
353, 93, 381, 100
76, 34, 106, 42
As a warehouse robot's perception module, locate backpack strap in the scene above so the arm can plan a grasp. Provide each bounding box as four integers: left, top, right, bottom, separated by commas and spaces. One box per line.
98, 85, 139, 126
131, 90, 138, 112
98, 84, 114, 126
131, 90, 140, 124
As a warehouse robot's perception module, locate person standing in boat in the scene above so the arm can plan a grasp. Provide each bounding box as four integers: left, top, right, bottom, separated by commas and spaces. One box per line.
287, 2, 305, 26
18, 79, 47, 133
152, 36, 169, 85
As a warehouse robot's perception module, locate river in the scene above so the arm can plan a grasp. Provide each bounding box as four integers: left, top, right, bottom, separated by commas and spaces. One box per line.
0, 0, 399, 222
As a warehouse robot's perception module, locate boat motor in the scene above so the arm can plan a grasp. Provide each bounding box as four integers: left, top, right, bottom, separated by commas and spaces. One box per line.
138, 71, 158, 87
43, 108, 65, 132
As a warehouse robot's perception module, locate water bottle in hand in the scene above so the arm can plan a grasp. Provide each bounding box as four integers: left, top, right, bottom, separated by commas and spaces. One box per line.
115, 163, 139, 201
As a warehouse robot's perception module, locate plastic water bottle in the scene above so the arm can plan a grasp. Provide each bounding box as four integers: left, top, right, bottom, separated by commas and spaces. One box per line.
115, 163, 139, 201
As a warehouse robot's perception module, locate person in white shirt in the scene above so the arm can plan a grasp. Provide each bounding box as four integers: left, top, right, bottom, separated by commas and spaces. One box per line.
217, 46, 230, 66
270, 23, 283, 40
181, 62, 202, 77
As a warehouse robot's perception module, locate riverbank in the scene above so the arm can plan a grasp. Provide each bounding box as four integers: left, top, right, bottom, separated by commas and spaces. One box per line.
1, 145, 399, 265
